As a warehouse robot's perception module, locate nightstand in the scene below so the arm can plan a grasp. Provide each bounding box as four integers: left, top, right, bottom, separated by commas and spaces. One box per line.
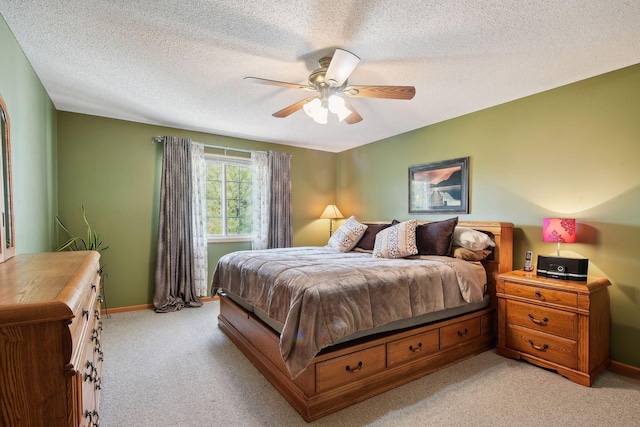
496, 270, 611, 386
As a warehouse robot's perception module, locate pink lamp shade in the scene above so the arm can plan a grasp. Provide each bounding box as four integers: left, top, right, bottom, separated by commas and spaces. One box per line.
542, 218, 576, 243
543, 218, 576, 257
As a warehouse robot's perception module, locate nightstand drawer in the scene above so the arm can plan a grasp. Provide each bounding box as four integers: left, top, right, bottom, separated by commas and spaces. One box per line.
387, 329, 439, 368
506, 324, 577, 369
506, 300, 577, 340
503, 281, 577, 308
440, 317, 481, 348
316, 344, 386, 392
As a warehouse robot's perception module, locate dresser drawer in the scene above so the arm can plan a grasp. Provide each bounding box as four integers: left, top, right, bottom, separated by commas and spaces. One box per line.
503, 281, 577, 308
79, 341, 97, 423
69, 271, 101, 346
316, 345, 386, 393
506, 324, 577, 369
506, 300, 576, 340
440, 317, 481, 348
387, 329, 439, 368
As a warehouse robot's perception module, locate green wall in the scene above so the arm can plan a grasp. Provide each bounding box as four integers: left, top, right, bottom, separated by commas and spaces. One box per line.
56, 113, 337, 309
0, 15, 58, 253
337, 64, 640, 368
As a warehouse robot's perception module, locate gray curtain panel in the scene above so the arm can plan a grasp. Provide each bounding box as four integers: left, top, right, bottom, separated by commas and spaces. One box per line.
154, 136, 203, 312
268, 151, 293, 248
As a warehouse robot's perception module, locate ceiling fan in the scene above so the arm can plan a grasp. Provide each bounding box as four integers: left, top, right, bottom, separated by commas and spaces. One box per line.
244, 49, 416, 124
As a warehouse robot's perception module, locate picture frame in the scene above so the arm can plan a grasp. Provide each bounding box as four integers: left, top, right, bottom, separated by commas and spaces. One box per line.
409, 157, 469, 214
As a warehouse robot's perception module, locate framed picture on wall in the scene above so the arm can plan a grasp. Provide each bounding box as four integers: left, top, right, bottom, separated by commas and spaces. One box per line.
409, 157, 469, 214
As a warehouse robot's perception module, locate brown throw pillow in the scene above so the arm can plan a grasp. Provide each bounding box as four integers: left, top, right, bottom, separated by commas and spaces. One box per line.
415, 217, 458, 256
355, 223, 393, 251
451, 246, 493, 261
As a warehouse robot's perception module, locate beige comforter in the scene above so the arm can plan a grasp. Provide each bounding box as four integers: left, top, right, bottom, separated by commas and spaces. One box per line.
211, 246, 486, 378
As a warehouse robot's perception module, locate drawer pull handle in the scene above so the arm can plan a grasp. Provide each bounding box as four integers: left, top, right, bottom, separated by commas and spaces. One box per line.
81, 309, 90, 320
91, 283, 97, 291
534, 290, 544, 300
345, 361, 363, 373
97, 295, 104, 303
409, 342, 423, 352
528, 339, 549, 351
457, 328, 468, 337
83, 410, 100, 427
528, 314, 549, 325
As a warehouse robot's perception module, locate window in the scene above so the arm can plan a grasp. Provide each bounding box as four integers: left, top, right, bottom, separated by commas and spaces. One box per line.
205, 154, 252, 241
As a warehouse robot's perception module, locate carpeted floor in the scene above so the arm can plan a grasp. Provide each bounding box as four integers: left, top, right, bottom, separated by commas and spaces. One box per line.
99, 301, 640, 426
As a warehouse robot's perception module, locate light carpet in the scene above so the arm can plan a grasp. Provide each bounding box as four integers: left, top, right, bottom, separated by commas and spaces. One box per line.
99, 301, 640, 426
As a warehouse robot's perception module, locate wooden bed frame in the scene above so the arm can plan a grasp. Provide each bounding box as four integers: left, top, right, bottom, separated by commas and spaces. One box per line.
217, 221, 513, 422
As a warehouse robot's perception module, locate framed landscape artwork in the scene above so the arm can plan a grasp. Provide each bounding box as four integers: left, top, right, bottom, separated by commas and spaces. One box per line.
409, 157, 469, 214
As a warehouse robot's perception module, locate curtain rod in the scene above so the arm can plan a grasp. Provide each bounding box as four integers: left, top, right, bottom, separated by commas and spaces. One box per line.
151, 136, 266, 155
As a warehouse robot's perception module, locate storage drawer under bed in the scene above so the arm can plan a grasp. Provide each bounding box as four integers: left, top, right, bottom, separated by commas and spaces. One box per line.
387, 329, 439, 368
440, 317, 481, 348
315, 344, 386, 393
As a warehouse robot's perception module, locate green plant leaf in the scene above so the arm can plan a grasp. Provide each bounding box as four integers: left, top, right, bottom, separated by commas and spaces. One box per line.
55, 206, 108, 253
56, 237, 79, 252
55, 215, 73, 238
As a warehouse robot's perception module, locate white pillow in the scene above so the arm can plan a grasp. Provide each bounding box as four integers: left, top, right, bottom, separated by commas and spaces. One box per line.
328, 216, 368, 252
372, 220, 418, 259
452, 227, 495, 251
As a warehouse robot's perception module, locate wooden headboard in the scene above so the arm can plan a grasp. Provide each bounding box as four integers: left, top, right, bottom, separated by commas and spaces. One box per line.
456, 221, 514, 299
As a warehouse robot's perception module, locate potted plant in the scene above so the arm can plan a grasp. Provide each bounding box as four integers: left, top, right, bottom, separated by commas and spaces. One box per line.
56, 205, 109, 255
56, 205, 110, 315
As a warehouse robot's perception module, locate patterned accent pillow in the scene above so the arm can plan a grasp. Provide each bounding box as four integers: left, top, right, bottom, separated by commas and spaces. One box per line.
372, 220, 419, 259
328, 216, 368, 252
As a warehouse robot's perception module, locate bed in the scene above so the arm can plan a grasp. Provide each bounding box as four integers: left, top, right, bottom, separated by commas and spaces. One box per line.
211, 220, 513, 422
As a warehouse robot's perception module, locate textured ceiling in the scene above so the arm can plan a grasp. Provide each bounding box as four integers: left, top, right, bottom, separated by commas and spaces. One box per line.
1, 1, 639, 152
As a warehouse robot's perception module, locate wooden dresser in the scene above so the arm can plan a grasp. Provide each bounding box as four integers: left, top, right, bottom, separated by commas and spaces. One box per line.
496, 270, 610, 386
0, 251, 103, 427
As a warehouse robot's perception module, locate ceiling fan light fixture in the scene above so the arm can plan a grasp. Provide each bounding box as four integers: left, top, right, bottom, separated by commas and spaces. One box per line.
246, 48, 414, 125
303, 98, 328, 124
314, 108, 328, 124
328, 94, 352, 121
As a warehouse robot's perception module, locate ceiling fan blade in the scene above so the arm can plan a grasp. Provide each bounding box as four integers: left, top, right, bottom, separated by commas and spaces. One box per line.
272, 97, 317, 118
344, 85, 416, 100
341, 98, 363, 124
325, 49, 360, 87
244, 77, 315, 91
